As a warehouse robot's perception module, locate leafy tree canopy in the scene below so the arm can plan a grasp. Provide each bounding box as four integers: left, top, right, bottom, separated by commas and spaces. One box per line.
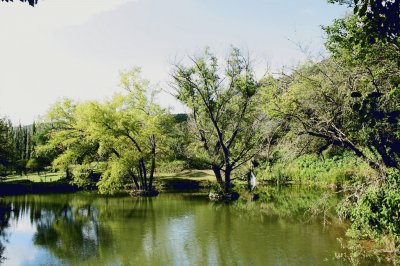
1, 0, 37, 7
329, 0, 400, 46
38, 68, 170, 194
172, 48, 280, 193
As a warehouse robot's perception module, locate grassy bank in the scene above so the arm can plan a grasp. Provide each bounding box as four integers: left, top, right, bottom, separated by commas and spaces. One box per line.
155, 169, 215, 190
256, 153, 375, 187
0, 172, 80, 196
2, 172, 65, 183
0, 170, 215, 196
0, 160, 373, 196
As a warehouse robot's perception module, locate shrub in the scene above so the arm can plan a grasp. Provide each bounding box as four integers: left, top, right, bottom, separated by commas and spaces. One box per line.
346, 169, 400, 249
257, 153, 370, 186
26, 158, 46, 173
15, 159, 28, 175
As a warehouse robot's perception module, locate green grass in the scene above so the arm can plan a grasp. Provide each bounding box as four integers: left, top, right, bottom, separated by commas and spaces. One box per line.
155, 169, 216, 190
156, 169, 215, 182
257, 153, 375, 186
2, 172, 65, 183
1, 169, 215, 186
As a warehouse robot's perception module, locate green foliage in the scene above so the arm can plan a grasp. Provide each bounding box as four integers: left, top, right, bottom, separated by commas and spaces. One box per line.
328, 0, 400, 45
71, 164, 98, 188
97, 160, 129, 194
345, 169, 400, 251
12, 124, 36, 162
258, 153, 371, 186
323, 14, 400, 65
0, 117, 15, 171
15, 159, 28, 175
39, 69, 170, 194
163, 114, 192, 163
26, 158, 42, 173
321, 16, 400, 171
271, 23, 400, 170
172, 47, 279, 192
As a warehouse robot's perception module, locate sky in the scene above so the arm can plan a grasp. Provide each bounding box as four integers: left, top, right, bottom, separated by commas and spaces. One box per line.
0, 0, 348, 124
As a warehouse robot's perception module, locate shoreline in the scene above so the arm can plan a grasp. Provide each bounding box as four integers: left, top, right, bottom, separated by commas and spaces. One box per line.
0, 177, 341, 197
0, 180, 81, 196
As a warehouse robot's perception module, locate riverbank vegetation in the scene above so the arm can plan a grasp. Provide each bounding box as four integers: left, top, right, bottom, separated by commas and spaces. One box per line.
0, 0, 399, 263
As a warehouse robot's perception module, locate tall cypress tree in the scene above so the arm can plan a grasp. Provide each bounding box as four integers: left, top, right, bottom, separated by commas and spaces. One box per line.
23, 127, 28, 160
0, 118, 15, 175
14, 125, 23, 160
31, 121, 36, 157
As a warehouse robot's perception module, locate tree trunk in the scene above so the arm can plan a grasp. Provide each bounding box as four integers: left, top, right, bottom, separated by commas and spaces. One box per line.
342, 140, 382, 172
66, 168, 71, 180
372, 139, 399, 169
148, 135, 156, 190
224, 165, 232, 193
138, 163, 144, 190
140, 159, 147, 190
128, 169, 140, 190
306, 131, 384, 174
212, 164, 224, 185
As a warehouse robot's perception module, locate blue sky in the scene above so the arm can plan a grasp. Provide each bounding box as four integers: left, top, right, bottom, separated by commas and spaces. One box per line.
0, 0, 348, 124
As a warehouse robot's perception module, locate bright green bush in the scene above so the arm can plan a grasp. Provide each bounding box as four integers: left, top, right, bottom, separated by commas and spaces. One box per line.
257, 153, 371, 186
346, 169, 400, 248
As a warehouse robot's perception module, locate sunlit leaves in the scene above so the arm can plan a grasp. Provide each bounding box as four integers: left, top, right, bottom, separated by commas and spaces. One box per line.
173, 48, 278, 191
39, 69, 169, 194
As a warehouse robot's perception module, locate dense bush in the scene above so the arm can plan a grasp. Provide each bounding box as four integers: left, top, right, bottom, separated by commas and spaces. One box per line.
257, 153, 372, 186
346, 169, 400, 250
15, 159, 28, 175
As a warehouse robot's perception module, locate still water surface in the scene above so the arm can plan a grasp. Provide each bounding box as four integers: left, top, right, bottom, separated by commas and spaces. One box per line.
0, 187, 356, 265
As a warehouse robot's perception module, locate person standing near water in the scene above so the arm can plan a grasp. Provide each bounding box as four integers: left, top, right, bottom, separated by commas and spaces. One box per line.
248, 161, 258, 191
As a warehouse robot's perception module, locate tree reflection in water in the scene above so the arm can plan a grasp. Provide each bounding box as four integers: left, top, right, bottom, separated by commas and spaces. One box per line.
34, 202, 114, 263
2, 194, 113, 264
0, 190, 352, 265
0, 200, 12, 262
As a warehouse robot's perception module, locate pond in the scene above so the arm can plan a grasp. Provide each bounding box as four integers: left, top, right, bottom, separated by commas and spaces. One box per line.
0, 186, 374, 265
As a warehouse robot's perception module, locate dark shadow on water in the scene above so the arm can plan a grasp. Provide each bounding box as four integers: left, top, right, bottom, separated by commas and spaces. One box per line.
0, 179, 80, 196
159, 178, 204, 190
